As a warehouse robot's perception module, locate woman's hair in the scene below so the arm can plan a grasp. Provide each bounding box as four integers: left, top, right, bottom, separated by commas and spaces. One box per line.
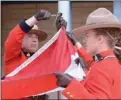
94, 28, 121, 61
94, 28, 121, 48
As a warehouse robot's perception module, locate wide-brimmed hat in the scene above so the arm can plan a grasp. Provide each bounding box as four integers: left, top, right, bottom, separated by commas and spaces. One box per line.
73, 8, 121, 38
28, 25, 48, 41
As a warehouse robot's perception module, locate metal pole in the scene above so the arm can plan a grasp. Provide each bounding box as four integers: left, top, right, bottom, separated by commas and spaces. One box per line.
113, 1, 121, 22
58, 1, 72, 32
57, 1, 72, 99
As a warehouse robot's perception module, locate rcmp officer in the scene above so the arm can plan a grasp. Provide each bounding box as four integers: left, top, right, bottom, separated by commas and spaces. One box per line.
55, 8, 121, 99
4, 10, 52, 100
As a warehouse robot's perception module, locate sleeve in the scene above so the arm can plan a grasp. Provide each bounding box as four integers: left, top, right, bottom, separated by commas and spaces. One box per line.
77, 47, 93, 67
62, 66, 112, 99
4, 20, 33, 62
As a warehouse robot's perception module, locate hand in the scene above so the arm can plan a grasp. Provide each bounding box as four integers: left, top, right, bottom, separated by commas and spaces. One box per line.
75, 57, 88, 69
54, 72, 73, 88
1, 76, 5, 80
55, 13, 67, 31
34, 9, 51, 21
66, 31, 78, 45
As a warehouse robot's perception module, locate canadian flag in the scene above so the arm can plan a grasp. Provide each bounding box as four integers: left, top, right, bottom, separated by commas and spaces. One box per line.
2, 27, 85, 99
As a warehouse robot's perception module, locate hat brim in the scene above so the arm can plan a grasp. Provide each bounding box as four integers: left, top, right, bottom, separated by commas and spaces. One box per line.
29, 29, 48, 41
72, 23, 121, 39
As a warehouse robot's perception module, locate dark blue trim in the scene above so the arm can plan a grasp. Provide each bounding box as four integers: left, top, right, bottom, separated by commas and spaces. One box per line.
19, 20, 33, 33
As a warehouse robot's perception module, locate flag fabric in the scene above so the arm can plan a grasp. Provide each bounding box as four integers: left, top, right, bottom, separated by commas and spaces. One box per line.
2, 27, 84, 99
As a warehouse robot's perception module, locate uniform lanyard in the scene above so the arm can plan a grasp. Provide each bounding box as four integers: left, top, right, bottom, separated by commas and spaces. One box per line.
104, 55, 116, 59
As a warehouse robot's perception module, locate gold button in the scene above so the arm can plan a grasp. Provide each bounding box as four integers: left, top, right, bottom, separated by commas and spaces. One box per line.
66, 92, 70, 94
70, 95, 73, 98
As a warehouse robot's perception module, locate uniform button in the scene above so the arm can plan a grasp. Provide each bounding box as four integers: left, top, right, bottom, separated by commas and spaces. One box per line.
66, 92, 70, 94
70, 95, 74, 98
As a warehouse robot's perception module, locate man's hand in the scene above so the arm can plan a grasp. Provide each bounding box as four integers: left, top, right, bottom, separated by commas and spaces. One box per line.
66, 31, 78, 45
54, 72, 73, 88
34, 10, 51, 21
55, 13, 67, 31
1, 76, 5, 80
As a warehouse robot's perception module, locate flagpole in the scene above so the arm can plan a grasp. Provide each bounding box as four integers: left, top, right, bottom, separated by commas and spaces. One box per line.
113, 1, 121, 22
58, 1, 72, 99
58, 1, 72, 32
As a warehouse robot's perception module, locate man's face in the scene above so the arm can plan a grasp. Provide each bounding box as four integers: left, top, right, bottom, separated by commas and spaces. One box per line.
83, 29, 100, 55
22, 33, 39, 53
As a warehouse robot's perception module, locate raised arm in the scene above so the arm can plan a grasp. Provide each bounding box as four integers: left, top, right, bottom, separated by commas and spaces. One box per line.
66, 32, 93, 67
55, 14, 93, 67
4, 17, 37, 62
4, 10, 51, 62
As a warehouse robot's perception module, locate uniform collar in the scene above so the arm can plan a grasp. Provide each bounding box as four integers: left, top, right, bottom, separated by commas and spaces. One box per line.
24, 52, 34, 58
98, 50, 115, 57
93, 50, 115, 62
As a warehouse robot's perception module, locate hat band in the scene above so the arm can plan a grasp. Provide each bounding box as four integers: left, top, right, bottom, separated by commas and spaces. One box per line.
87, 22, 106, 25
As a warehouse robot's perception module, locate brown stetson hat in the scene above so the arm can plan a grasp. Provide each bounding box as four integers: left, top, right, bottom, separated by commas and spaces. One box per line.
72, 8, 121, 39
28, 25, 48, 41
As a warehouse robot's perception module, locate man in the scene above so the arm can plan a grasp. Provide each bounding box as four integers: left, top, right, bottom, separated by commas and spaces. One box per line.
55, 8, 121, 99
4, 9, 52, 100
